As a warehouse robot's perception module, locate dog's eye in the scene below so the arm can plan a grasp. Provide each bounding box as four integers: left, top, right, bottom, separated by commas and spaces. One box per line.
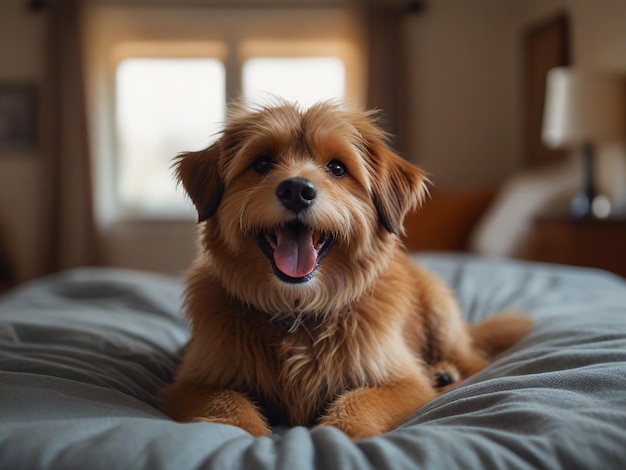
253, 156, 274, 175
327, 160, 347, 178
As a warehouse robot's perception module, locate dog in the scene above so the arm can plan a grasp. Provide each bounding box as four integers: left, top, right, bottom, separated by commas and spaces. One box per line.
159, 99, 532, 439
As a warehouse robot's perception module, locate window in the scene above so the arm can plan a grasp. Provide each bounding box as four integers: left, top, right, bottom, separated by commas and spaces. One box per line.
86, 6, 364, 222
114, 56, 347, 217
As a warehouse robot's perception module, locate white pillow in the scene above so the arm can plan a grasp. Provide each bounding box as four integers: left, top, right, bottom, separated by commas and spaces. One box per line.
468, 164, 577, 258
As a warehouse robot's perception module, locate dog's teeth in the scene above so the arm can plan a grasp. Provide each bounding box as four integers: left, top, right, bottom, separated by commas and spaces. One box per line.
313, 233, 326, 250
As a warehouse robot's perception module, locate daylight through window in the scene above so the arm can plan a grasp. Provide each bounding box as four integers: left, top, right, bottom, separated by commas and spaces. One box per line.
243, 57, 346, 107
115, 58, 225, 216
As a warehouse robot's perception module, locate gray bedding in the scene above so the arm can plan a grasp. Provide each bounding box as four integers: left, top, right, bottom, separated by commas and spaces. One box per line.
1, 254, 625, 469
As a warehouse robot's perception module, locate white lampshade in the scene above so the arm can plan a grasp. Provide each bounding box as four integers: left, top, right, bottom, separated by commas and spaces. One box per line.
542, 67, 626, 149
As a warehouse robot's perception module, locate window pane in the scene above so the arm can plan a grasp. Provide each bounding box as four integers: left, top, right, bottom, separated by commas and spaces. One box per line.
115, 58, 225, 216
243, 57, 345, 108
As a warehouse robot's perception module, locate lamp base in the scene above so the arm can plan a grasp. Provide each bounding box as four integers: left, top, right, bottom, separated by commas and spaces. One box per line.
570, 142, 597, 220
570, 193, 593, 219
571, 193, 612, 220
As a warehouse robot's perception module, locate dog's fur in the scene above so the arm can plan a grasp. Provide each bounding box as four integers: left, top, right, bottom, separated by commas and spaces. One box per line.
160, 100, 532, 439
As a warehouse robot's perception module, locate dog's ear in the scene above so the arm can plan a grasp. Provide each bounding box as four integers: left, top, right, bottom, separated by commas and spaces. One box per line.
370, 143, 429, 236
173, 142, 224, 222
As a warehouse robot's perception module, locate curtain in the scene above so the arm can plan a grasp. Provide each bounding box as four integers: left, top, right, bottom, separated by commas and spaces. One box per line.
362, 0, 415, 156
43, 0, 98, 271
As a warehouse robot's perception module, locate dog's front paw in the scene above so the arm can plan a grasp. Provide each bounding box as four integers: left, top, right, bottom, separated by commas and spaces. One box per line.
317, 392, 390, 439
316, 378, 435, 439
192, 414, 271, 437
161, 383, 271, 437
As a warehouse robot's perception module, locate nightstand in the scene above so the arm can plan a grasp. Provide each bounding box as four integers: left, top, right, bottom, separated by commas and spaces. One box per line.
526, 216, 626, 277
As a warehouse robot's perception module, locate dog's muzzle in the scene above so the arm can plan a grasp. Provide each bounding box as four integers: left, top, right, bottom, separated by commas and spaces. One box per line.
256, 178, 334, 283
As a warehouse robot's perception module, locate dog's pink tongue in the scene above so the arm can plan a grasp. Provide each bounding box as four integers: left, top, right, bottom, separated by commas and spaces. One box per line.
274, 226, 317, 279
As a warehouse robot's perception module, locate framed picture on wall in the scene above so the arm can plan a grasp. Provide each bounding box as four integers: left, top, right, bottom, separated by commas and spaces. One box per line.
522, 12, 571, 168
0, 84, 38, 152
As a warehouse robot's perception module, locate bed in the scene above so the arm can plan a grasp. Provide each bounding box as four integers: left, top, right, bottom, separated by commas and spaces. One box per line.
1, 254, 625, 469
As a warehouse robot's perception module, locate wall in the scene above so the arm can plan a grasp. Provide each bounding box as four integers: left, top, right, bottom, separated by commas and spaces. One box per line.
403, 0, 626, 195
404, 0, 525, 188
0, 0, 46, 282
1, 0, 625, 281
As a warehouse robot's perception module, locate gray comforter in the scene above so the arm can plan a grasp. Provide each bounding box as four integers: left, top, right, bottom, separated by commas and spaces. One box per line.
1, 254, 625, 469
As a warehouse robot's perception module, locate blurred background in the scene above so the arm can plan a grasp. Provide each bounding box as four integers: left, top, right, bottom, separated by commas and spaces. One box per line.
1, 0, 625, 292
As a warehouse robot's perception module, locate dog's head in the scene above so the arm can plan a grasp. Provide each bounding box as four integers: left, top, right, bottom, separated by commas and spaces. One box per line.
175, 100, 428, 316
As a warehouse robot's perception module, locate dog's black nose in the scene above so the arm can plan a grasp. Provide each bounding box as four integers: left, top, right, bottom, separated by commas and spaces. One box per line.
276, 178, 317, 213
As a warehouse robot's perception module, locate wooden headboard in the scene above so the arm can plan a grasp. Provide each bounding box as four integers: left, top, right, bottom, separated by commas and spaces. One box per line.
402, 188, 496, 252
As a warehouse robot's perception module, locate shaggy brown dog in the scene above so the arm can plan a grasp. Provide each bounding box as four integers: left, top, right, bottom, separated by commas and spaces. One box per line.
160, 100, 531, 439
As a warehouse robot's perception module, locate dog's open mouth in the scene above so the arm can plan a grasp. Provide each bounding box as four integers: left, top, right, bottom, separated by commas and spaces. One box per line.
257, 221, 335, 284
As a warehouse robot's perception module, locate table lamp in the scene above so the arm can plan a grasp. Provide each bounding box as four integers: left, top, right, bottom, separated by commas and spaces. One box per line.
542, 67, 626, 219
